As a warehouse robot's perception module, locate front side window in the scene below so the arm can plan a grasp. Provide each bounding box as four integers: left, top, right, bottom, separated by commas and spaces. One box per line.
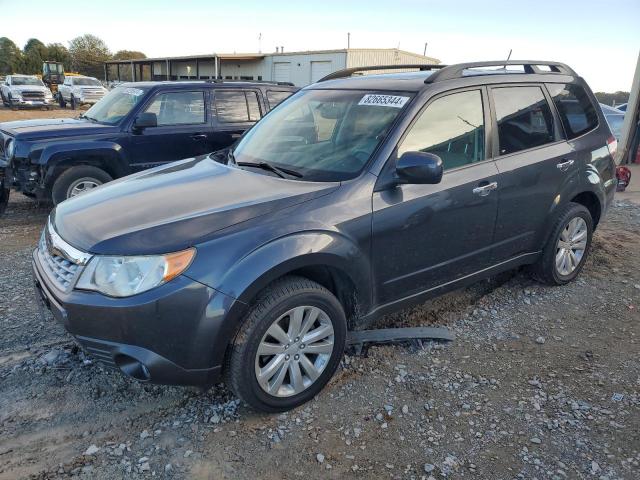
231, 89, 410, 181
144, 91, 206, 126
492, 86, 555, 155
399, 90, 485, 170
546, 83, 598, 139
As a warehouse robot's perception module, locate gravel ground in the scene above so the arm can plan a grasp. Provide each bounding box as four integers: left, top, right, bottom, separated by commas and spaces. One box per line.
0, 105, 639, 479
1, 192, 638, 480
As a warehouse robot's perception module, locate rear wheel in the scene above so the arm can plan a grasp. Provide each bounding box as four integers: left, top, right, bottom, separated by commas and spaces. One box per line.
51, 165, 113, 205
0, 90, 7, 107
531, 202, 593, 285
225, 276, 347, 412
8, 94, 17, 111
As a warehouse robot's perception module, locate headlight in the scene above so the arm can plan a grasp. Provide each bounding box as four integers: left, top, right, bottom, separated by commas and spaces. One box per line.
76, 248, 195, 297
5, 140, 15, 159
45, 91, 53, 98
11, 91, 21, 99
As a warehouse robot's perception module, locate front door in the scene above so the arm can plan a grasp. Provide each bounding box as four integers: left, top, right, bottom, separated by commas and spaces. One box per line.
372, 88, 499, 306
128, 89, 211, 171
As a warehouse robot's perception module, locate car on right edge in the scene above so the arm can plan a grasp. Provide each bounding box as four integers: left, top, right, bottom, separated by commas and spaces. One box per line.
33, 60, 617, 413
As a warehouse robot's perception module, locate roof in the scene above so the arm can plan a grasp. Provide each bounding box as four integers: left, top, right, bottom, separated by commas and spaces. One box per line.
115, 80, 298, 89
105, 48, 439, 64
311, 71, 437, 92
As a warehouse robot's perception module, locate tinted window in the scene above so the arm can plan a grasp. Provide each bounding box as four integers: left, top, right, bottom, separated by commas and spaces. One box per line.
399, 90, 485, 170
215, 91, 253, 123
547, 83, 599, 139
493, 86, 555, 155
246, 91, 262, 121
267, 90, 294, 108
145, 91, 205, 126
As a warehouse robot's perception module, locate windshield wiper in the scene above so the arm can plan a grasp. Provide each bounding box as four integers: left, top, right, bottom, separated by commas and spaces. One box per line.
236, 161, 303, 179
79, 114, 98, 123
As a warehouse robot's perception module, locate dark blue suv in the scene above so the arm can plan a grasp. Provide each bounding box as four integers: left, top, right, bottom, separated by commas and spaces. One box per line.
0, 81, 297, 206
32, 61, 617, 412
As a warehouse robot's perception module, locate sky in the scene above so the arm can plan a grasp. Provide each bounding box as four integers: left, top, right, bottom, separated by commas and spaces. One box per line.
1, 0, 638, 92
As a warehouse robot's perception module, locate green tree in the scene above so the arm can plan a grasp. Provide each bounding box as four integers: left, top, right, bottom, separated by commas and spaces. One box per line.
0, 37, 23, 75
113, 50, 146, 61
68, 34, 112, 77
45, 43, 71, 65
23, 38, 48, 74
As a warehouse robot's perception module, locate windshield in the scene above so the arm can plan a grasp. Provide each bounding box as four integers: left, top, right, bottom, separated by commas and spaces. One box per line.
74, 78, 102, 86
13, 77, 43, 86
231, 89, 412, 181
83, 86, 148, 124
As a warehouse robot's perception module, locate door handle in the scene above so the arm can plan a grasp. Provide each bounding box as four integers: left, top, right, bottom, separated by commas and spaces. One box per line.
191, 134, 207, 141
556, 159, 574, 171
472, 181, 498, 196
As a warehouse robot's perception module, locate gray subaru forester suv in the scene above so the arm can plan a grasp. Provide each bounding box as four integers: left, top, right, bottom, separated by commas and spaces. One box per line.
33, 61, 617, 412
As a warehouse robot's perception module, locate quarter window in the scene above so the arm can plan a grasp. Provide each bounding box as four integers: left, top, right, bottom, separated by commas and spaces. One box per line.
267, 90, 294, 108
144, 91, 206, 126
492, 86, 555, 155
399, 90, 485, 170
546, 83, 598, 139
215, 90, 262, 123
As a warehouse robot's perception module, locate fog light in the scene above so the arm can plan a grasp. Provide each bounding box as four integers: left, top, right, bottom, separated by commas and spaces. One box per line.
114, 354, 151, 381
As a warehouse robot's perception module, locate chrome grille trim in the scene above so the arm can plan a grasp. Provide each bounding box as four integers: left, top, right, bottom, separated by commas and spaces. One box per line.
36, 220, 93, 293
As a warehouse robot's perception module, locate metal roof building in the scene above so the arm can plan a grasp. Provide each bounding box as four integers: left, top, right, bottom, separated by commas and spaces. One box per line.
105, 48, 440, 86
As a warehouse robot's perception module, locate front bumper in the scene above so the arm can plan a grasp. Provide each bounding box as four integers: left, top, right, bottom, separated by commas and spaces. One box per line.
32, 250, 240, 386
10, 98, 54, 107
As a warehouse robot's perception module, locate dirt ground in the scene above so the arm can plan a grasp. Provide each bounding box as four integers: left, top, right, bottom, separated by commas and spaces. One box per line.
0, 107, 639, 480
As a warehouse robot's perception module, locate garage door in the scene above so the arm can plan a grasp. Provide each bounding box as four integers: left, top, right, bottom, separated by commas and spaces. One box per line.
273, 62, 291, 83
311, 61, 333, 83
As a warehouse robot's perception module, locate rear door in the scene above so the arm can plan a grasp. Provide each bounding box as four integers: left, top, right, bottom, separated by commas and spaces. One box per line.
489, 84, 575, 261
210, 89, 263, 151
127, 89, 211, 170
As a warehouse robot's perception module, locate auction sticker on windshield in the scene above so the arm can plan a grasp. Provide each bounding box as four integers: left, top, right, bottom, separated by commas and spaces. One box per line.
121, 87, 144, 97
358, 94, 410, 108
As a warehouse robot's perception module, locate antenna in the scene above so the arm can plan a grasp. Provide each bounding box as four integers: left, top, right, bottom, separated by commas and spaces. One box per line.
347, 32, 351, 49
423, 42, 428, 56
504, 49, 512, 69
258, 33, 262, 54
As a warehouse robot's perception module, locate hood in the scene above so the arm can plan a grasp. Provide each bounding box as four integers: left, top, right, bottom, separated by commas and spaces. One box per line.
9, 84, 50, 95
53, 156, 339, 255
0, 118, 116, 140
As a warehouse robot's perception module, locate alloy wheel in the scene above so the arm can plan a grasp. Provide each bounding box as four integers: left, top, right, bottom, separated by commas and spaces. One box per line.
555, 217, 588, 276
67, 178, 101, 198
255, 305, 335, 398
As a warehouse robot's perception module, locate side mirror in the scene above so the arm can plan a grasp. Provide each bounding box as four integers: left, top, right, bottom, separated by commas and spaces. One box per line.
396, 151, 443, 185
133, 112, 157, 130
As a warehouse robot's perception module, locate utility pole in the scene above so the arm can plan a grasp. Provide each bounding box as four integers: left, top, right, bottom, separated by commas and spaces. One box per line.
347, 32, 351, 49
423, 42, 428, 56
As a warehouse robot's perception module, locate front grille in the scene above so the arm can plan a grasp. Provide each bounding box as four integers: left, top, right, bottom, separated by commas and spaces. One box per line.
81, 89, 105, 100
37, 231, 82, 292
21, 91, 45, 101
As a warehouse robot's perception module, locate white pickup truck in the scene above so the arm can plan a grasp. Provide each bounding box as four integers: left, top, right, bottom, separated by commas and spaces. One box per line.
58, 76, 108, 109
0, 75, 54, 109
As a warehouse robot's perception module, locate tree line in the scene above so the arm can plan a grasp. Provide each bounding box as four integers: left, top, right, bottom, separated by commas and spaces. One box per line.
0, 34, 145, 79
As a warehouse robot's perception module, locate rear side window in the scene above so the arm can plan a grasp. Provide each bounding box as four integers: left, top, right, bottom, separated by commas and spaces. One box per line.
492, 86, 555, 155
267, 90, 294, 108
546, 83, 599, 139
215, 90, 262, 123
399, 89, 485, 170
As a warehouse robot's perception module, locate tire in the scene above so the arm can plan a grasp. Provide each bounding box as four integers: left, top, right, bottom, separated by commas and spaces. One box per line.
225, 276, 347, 413
8, 94, 17, 111
0, 180, 9, 216
58, 93, 66, 108
51, 166, 113, 205
0, 90, 7, 107
531, 202, 593, 285
70, 95, 77, 110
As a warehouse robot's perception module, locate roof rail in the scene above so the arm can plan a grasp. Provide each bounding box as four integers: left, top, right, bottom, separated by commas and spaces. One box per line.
318, 64, 446, 82
205, 79, 295, 86
425, 60, 577, 83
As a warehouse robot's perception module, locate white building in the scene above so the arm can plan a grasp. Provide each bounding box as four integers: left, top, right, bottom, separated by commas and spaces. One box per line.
105, 48, 440, 86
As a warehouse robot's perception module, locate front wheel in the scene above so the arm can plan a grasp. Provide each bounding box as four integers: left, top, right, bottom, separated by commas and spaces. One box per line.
70, 95, 77, 110
0, 179, 9, 216
58, 93, 66, 108
531, 202, 593, 285
51, 165, 113, 205
225, 276, 347, 412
